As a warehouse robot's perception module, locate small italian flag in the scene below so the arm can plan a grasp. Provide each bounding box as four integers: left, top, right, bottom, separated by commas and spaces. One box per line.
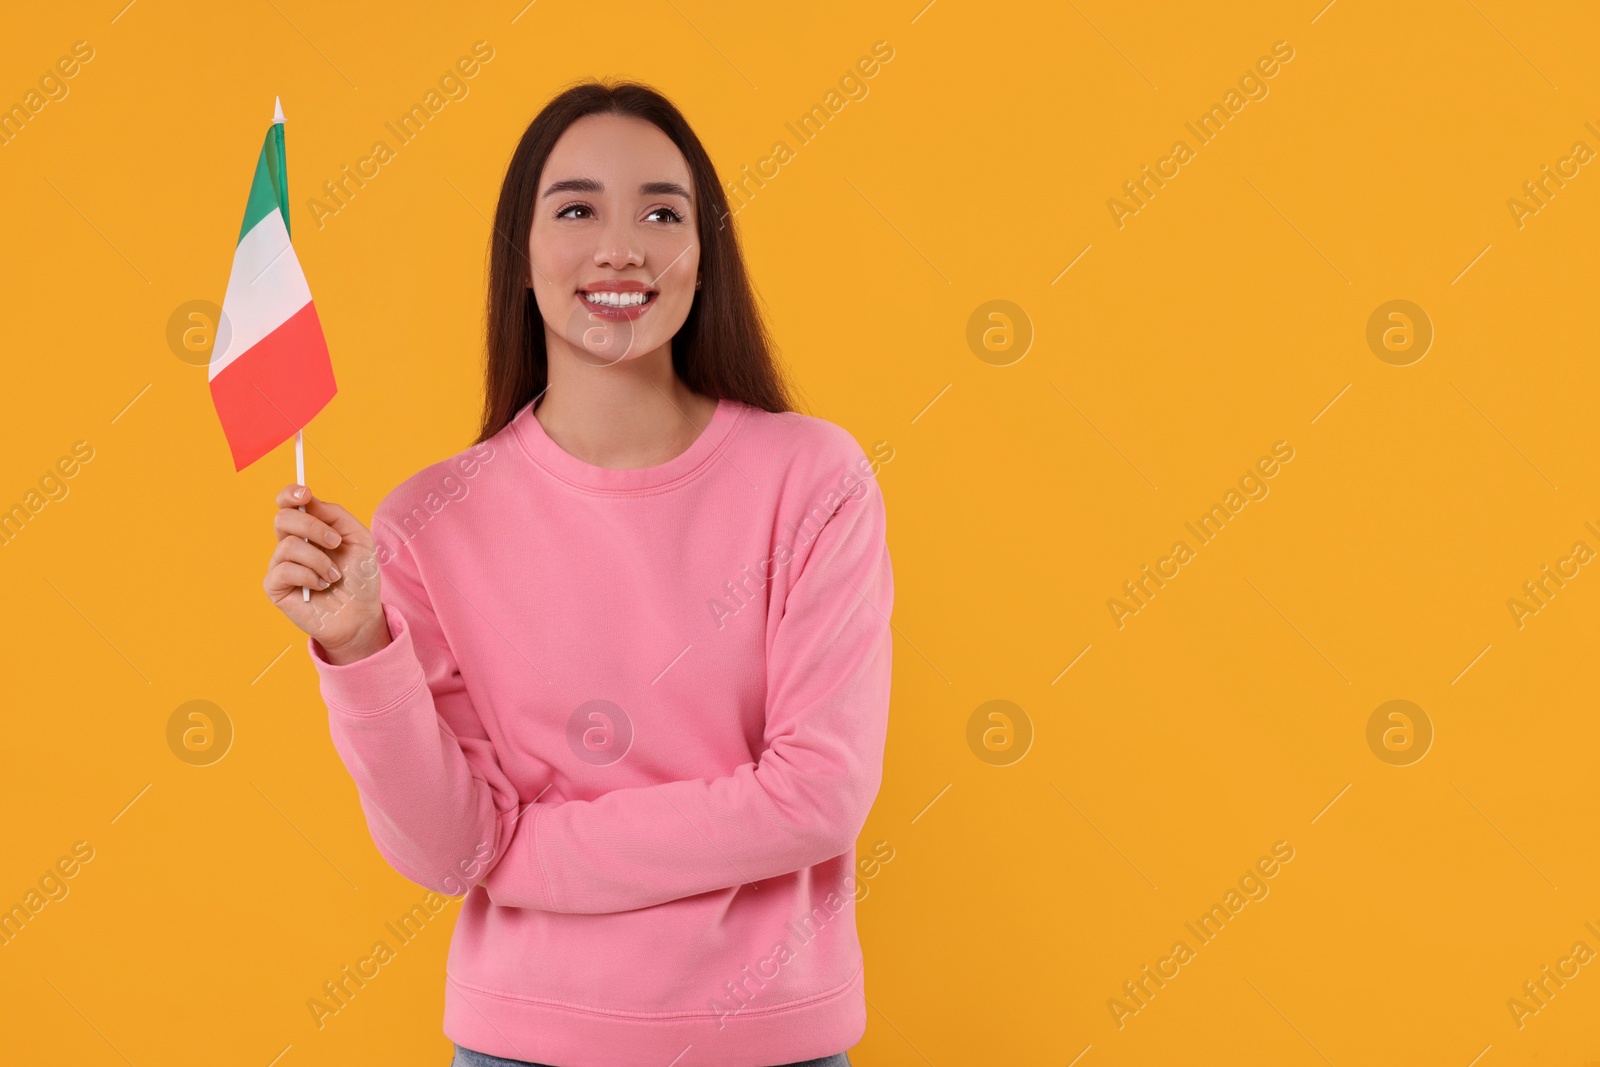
210, 96, 336, 472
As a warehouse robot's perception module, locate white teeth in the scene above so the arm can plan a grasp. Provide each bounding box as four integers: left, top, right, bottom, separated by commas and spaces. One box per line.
583, 290, 650, 307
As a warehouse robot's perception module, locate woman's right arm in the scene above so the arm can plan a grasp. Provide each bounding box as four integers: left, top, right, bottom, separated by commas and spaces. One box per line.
266, 484, 524, 897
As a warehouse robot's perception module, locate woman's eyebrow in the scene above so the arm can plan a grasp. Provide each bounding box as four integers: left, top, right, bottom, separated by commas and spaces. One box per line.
541, 178, 692, 200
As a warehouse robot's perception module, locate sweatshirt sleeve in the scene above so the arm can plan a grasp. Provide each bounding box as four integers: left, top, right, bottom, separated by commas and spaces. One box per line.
479, 461, 894, 914
308, 514, 524, 898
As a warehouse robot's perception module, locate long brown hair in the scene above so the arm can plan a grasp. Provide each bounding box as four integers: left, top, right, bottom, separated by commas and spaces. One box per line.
474, 78, 798, 445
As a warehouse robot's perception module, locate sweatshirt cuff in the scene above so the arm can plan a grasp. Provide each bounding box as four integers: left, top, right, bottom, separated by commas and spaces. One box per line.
482, 801, 558, 910
307, 601, 426, 713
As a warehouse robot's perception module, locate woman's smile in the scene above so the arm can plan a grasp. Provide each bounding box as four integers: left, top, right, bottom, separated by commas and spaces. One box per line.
577, 282, 659, 321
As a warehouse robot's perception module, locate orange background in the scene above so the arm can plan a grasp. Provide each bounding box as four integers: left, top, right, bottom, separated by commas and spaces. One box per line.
2, 1, 1598, 1063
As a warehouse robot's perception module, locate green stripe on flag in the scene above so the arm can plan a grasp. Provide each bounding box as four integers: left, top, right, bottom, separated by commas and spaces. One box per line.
238, 123, 290, 242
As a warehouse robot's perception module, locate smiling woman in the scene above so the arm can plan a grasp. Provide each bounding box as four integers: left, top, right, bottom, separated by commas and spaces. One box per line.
271, 77, 891, 1067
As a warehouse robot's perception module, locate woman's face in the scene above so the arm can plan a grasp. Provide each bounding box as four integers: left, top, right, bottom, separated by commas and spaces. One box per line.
528, 112, 700, 366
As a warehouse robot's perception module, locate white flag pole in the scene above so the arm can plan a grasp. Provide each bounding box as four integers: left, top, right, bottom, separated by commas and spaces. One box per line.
274, 94, 310, 603
296, 429, 310, 601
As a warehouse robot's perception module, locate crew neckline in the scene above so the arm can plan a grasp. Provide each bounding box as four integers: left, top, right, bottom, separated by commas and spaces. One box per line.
511, 393, 744, 494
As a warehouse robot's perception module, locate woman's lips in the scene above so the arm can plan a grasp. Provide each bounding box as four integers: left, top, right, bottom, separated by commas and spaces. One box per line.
577, 290, 657, 322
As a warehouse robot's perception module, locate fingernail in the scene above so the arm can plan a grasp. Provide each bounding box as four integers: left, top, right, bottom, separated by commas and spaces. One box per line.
328, 566, 340, 580
296, 487, 307, 499
325, 531, 340, 546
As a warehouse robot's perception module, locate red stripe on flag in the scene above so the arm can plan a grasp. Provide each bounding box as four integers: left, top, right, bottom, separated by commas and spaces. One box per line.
209, 301, 337, 471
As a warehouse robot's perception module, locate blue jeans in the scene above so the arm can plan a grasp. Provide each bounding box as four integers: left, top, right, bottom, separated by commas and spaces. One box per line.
451, 1046, 850, 1067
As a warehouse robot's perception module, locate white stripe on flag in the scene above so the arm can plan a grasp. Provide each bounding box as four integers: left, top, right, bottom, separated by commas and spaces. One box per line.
211, 209, 313, 382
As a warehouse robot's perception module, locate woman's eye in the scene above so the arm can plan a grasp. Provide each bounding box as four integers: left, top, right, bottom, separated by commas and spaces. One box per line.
556, 203, 685, 223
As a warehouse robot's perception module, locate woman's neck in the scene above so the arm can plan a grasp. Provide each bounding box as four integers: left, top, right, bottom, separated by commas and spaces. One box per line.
534, 360, 718, 471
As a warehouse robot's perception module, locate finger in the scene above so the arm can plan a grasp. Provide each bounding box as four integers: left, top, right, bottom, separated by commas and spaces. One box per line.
274, 486, 368, 542
302, 496, 369, 542
265, 559, 335, 597
277, 483, 313, 508
274, 506, 343, 549
272, 536, 341, 582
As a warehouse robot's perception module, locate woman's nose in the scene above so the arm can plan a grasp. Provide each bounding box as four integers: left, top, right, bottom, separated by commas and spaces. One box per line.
593, 219, 642, 267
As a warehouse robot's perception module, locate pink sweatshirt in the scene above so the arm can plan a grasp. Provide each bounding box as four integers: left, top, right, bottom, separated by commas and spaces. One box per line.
306, 395, 894, 1067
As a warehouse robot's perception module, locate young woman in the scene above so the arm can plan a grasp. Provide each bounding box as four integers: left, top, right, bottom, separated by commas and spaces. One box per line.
264, 80, 894, 1067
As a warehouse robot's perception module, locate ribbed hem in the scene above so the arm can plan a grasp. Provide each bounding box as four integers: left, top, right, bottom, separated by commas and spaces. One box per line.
306, 602, 426, 713
442, 962, 864, 1067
